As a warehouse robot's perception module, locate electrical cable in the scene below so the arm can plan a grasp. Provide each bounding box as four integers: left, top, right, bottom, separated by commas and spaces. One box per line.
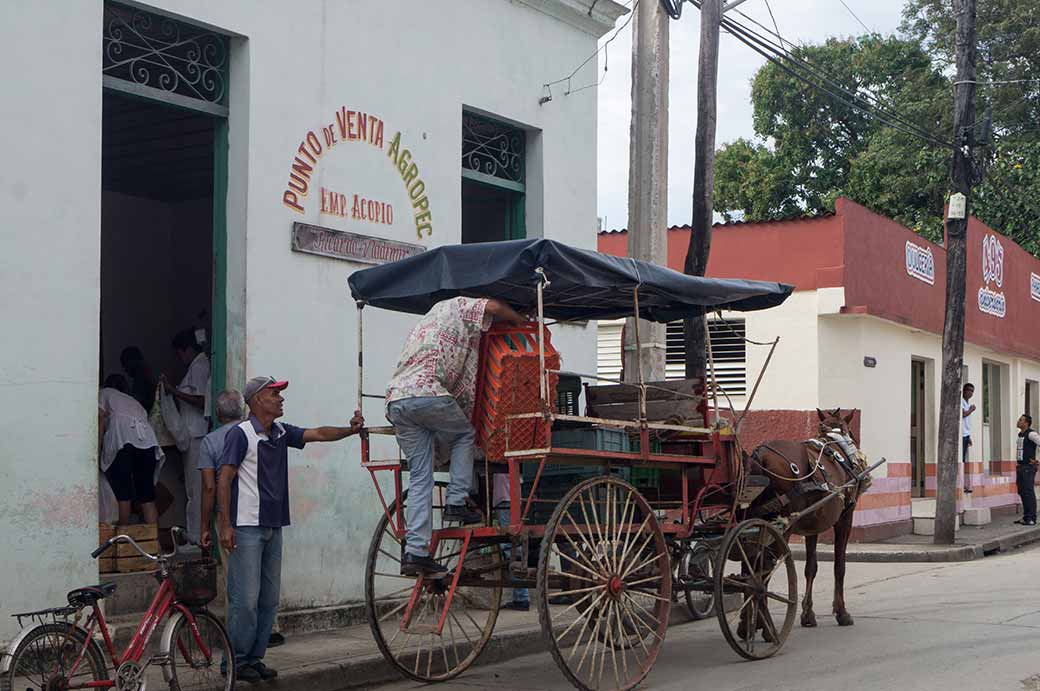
836, 0, 873, 35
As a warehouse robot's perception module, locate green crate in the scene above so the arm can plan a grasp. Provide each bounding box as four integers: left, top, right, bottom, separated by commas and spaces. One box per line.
629, 467, 660, 489
552, 427, 630, 452
556, 375, 582, 416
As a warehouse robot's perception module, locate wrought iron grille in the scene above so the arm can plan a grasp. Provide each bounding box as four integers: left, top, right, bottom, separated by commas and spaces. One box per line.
462, 113, 526, 185
103, 2, 229, 107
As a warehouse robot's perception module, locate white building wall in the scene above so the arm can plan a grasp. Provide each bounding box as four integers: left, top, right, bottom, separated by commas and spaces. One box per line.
0, 0, 619, 628
124, 0, 612, 609
0, 2, 104, 641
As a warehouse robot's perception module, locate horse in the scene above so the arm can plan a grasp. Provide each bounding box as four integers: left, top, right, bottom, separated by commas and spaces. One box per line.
745, 408, 872, 629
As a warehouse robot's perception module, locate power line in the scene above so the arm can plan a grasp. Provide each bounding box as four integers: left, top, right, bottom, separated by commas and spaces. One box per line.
836, 0, 873, 35
540, 0, 638, 104
716, 11, 953, 148
720, 6, 951, 147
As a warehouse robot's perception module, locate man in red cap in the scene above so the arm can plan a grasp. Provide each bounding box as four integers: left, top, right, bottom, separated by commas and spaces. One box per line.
218, 376, 363, 682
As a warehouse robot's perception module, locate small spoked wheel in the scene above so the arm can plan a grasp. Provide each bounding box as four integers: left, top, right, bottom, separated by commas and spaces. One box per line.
0, 623, 108, 691
365, 482, 502, 683
537, 476, 671, 691
714, 519, 797, 660
678, 539, 716, 620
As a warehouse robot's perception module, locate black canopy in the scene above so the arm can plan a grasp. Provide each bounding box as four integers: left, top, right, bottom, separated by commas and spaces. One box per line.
347, 238, 793, 323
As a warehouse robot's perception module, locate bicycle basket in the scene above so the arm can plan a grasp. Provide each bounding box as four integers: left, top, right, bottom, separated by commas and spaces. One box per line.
170, 558, 218, 607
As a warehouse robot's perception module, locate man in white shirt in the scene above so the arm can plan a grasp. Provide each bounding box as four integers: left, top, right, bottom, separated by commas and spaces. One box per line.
962, 383, 976, 494
164, 328, 211, 543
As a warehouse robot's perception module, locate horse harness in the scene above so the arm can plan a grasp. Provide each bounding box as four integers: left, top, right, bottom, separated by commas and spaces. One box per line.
747, 431, 869, 520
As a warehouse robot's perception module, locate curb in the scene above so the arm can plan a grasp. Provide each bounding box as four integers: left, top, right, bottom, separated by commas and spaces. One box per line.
789, 526, 1040, 563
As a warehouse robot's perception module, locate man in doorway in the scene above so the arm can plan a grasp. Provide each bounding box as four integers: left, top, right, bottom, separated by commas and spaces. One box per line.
218, 376, 363, 682
1015, 414, 1040, 526
163, 329, 210, 544
962, 383, 976, 494
386, 297, 525, 577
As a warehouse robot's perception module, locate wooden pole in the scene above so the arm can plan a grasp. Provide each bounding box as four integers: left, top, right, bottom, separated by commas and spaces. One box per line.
934, 0, 977, 545
683, 0, 722, 381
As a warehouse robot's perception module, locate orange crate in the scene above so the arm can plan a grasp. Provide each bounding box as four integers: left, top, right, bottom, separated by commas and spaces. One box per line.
473, 324, 559, 461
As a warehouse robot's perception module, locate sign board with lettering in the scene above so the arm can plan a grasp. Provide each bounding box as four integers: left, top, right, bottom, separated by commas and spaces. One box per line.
1032, 272, 1040, 303
905, 241, 935, 285
291, 223, 425, 265
978, 233, 1007, 318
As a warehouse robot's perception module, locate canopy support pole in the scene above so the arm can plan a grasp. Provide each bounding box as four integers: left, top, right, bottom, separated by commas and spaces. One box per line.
705, 312, 719, 426
356, 302, 365, 414
536, 269, 548, 405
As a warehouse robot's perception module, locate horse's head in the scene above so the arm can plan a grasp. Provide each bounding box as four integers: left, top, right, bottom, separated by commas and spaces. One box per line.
817, 408, 857, 445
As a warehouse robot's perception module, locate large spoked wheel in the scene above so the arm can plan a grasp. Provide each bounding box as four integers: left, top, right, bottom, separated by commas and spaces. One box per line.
537, 476, 671, 691
678, 539, 716, 620
0, 623, 108, 691
365, 481, 502, 683
165, 609, 235, 691
714, 519, 797, 661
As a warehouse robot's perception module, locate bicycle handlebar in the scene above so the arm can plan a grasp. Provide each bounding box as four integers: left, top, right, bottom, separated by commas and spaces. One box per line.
91, 526, 199, 562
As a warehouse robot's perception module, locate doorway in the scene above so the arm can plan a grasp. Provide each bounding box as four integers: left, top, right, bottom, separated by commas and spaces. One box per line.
100, 89, 225, 531
1027, 380, 1039, 426
910, 360, 928, 497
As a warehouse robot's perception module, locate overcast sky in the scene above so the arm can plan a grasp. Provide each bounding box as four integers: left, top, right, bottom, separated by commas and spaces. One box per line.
593, 0, 909, 231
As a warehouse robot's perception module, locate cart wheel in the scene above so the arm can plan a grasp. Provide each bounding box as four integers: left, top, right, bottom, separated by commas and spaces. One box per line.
678, 540, 716, 620
714, 519, 796, 661
537, 476, 671, 691
365, 481, 502, 683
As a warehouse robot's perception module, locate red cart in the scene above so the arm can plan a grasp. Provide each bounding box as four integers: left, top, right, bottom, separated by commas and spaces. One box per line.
349, 239, 799, 691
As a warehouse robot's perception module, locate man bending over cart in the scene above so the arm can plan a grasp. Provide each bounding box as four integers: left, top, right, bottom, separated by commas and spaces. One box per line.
386, 296, 525, 577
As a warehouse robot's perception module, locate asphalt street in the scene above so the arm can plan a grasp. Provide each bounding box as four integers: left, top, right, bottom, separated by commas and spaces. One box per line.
372, 543, 1040, 691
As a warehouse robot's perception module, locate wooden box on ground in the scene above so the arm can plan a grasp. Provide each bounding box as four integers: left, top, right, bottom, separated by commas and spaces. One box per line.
98, 523, 158, 574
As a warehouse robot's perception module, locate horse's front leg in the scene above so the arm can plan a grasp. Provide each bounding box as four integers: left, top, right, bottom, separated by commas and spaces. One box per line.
801, 534, 818, 627
832, 506, 855, 626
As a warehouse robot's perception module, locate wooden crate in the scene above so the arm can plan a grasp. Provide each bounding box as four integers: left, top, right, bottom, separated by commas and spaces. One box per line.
116, 539, 158, 558
120, 523, 158, 541
114, 555, 155, 573
99, 523, 117, 544
98, 555, 117, 574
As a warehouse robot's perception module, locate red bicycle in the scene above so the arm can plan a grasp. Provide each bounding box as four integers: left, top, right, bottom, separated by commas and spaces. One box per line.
0, 527, 233, 691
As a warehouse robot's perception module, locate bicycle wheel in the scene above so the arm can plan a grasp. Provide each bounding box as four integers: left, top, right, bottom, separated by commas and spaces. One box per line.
679, 540, 716, 620
0, 622, 108, 691
165, 609, 234, 691
365, 482, 502, 683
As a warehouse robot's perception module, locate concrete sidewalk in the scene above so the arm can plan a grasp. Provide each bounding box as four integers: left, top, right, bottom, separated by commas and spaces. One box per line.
234, 600, 708, 690
790, 515, 1040, 563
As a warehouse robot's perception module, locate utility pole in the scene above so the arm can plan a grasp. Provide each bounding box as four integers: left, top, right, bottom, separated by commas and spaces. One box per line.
682, 0, 722, 381
934, 0, 977, 545
624, 0, 669, 383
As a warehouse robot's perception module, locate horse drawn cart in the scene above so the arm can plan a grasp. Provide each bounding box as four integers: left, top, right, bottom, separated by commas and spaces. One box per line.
347, 239, 876, 691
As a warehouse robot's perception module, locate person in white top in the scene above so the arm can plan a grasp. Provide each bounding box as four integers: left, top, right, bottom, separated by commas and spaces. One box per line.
98, 374, 164, 524
163, 328, 211, 543
962, 383, 976, 493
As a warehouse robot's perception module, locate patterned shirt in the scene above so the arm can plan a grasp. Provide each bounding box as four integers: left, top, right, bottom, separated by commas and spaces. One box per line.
386, 297, 492, 419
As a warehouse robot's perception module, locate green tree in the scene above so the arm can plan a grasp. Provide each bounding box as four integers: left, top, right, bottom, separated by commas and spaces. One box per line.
714, 35, 951, 231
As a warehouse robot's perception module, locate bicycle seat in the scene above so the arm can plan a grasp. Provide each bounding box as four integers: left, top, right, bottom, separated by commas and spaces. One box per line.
67, 583, 117, 607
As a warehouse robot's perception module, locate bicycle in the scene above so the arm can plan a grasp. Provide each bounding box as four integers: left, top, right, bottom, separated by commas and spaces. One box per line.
0, 526, 234, 691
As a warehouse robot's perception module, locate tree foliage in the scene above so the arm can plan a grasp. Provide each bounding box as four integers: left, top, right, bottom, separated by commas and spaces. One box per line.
713, 6, 1040, 256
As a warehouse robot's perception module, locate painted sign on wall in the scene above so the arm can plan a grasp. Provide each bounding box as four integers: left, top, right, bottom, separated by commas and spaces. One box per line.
281, 107, 434, 239
1031, 272, 1040, 303
905, 240, 935, 285
290, 222, 424, 265
979, 233, 1007, 317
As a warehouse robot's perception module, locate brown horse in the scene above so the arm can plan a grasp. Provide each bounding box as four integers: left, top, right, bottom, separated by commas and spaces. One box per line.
746, 408, 872, 629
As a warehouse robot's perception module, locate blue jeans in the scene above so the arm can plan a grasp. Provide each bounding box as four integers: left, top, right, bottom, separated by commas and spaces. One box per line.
495, 503, 529, 605
387, 396, 476, 557
227, 526, 282, 668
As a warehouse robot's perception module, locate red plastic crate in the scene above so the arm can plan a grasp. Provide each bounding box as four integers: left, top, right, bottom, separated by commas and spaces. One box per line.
472, 323, 560, 461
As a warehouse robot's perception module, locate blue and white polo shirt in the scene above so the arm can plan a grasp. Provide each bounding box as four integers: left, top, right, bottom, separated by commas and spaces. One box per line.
220, 416, 307, 528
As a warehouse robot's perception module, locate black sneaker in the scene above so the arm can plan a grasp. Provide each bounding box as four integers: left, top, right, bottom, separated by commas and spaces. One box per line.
502, 600, 530, 612
401, 553, 449, 577
267, 632, 285, 648
444, 504, 483, 525
251, 662, 278, 680
236, 665, 262, 683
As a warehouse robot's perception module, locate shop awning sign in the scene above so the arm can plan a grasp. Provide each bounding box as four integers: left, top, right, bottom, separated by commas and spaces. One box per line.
1031, 272, 1040, 303
978, 234, 1006, 318
905, 241, 935, 285
291, 222, 424, 265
